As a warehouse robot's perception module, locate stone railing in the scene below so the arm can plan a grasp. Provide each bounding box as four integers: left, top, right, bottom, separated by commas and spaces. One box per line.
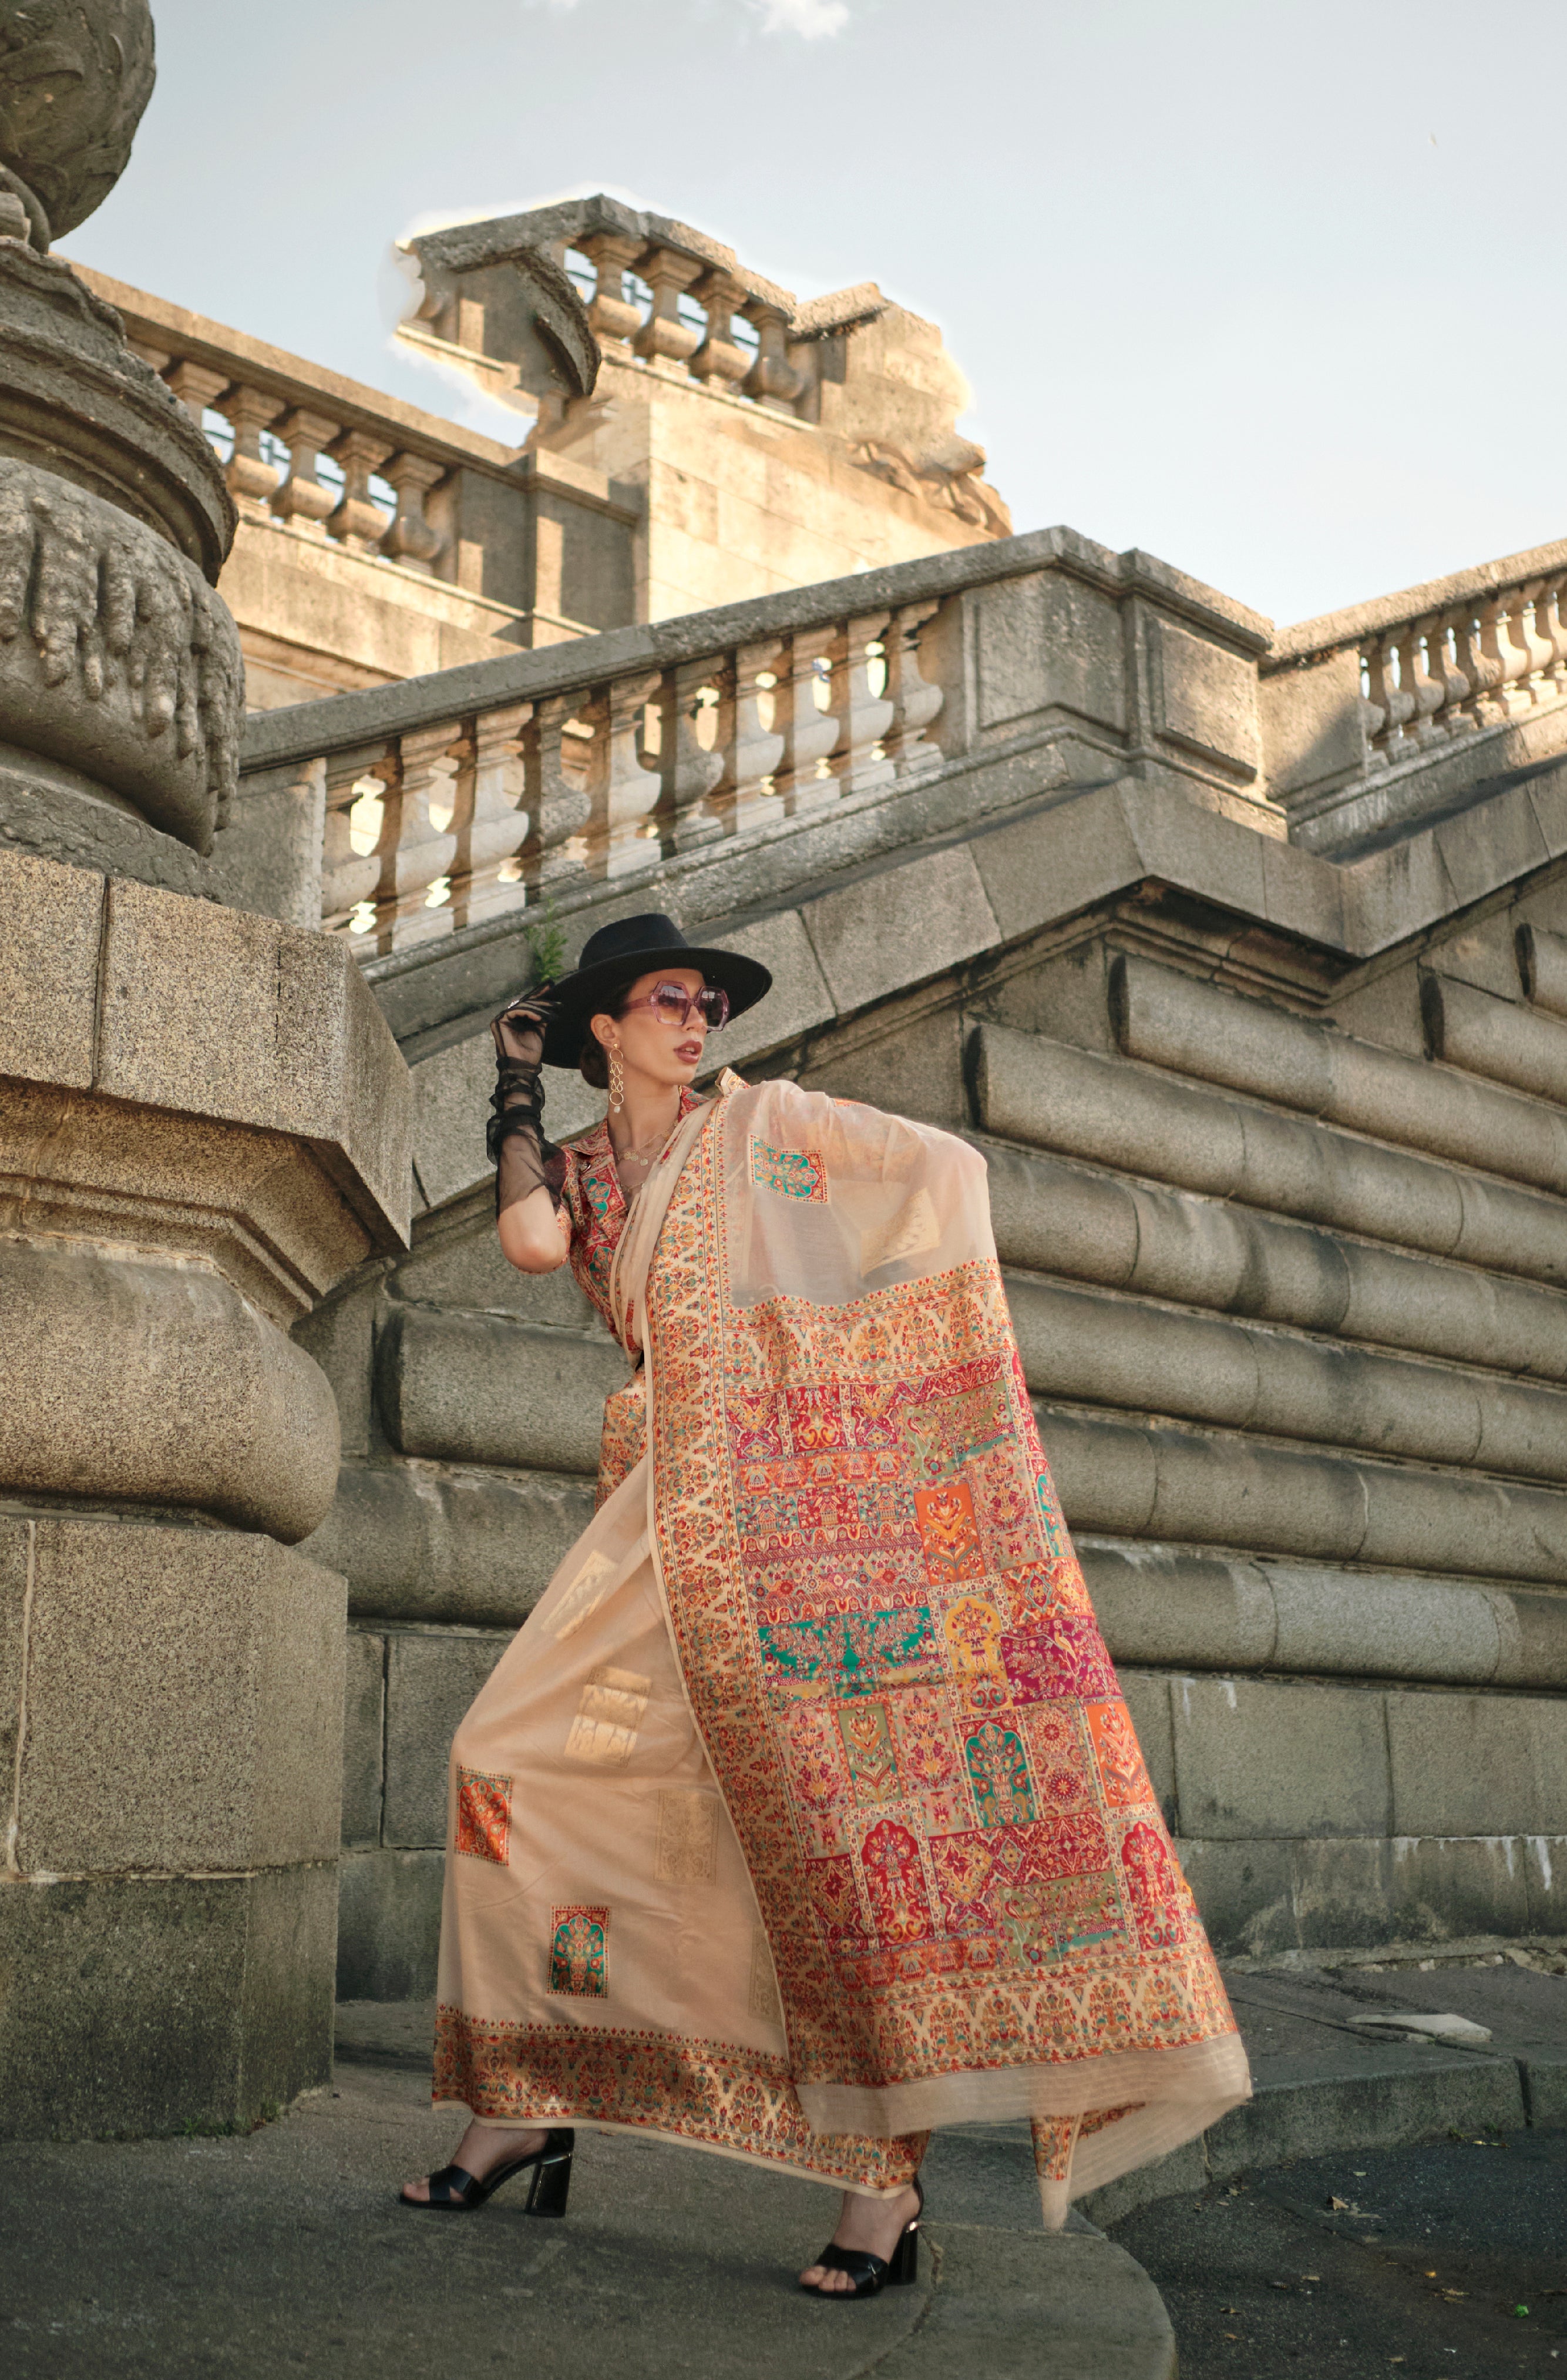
235, 528, 1275, 959
408, 194, 889, 426
61, 262, 635, 641
307, 597, 941, 949
1262, 536, 1567, 848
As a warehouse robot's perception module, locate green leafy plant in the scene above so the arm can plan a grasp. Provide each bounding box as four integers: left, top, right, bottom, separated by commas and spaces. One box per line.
524, 894, 567, 987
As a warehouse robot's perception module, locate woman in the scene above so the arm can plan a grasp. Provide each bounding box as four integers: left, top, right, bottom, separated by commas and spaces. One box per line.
402, 913, 1249, 2294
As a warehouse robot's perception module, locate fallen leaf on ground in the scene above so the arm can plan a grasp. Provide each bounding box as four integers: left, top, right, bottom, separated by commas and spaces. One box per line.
1328, 2194, 1350, 2210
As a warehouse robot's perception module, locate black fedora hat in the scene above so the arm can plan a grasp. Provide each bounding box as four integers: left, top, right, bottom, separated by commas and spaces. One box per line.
539, 912, 772, 1069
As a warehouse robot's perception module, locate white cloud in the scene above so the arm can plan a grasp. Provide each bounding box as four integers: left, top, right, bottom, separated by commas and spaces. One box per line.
753, 0, 850, 31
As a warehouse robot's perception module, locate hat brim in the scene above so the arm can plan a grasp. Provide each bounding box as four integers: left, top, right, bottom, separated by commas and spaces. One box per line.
539, 942, 773, 1069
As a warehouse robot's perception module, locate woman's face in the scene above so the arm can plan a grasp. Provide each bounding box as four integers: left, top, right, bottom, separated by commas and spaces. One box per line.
593, 966, 709, 1092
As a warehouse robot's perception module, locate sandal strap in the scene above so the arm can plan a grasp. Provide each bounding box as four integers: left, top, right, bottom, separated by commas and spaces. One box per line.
813, 2243, 888, 2284
425, 2163, 479, 2205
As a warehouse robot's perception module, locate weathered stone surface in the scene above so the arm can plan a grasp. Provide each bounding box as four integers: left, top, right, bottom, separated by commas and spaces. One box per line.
0, 845, 101, 1086
1386, 1690, 1567, 1837
375, 1304, 623, 1474
1169, 1676, 1390, 1843
382, 1630, 510, 1848
304, 1461, 594, 1627
15, 1519, 345, 1874
0, 1862, 337, 2140
335, 1849, 445, 2001
341, 1628, 385, 1849
96, 872, 411, 1248
0, 246, 234, 579
0, 1239, 339, 1539
0, 459, 243, 850
0, 0, 155, 240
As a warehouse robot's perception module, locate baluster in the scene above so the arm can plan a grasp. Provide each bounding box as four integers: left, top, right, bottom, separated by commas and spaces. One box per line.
691, 271, 751, 393
221, 384, 284, 519
1397, 625, 1445, 748
1453, 609, 1503, 728
384, 721, 468, 946
459, 703, 532, 925
717, 639, 786, 835
1423, 611, 1470, 738
1357, 642, 1387, 761
1516, 584, 1556, 702
522, 695, 596, 895
581, 233, 644, 350
273, 408, 341, 535
1365, 635, 1415, 760
655, 659, 726, 850
588, 672, 664, 875
1477, 596, 1533, 720
776, 626, 844, 815
327, 429, 392, 553
381, 452, 446, 572
831, 612, 896, 796
741, 302, 804, 413
163, 359, 229, 428
1539, 577, 1567, 696
321, 746, 396, 932
883, 600, 945, 776
634, 247, 704, 371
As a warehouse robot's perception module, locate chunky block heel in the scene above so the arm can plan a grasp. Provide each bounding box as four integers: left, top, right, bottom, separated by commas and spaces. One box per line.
401, 2126, 574, 2214
523, 2130, 573, 2217
800, 2176, 922, 2299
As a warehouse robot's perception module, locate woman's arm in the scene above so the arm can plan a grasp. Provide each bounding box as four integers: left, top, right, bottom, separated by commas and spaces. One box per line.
497, 1182, 570, 1274
488, 994, 571, 1273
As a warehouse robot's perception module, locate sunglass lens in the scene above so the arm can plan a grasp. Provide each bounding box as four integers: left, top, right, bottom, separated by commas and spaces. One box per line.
652, 984, 691, 1021
700, 986, 729, 1029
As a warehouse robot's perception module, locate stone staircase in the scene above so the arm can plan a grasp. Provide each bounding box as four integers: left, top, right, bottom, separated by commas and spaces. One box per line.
216, 522, 1567, 1995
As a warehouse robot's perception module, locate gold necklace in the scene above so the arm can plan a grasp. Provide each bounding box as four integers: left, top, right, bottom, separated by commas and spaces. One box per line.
614, 1105, 680, 1172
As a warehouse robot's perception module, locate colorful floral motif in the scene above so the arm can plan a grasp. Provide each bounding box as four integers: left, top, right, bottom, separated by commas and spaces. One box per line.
749, 1138, 829, 1201
549, 1905, 610, 1997
433, 2004, 926, 2187
455, 1766, 512, 1865
560, 1093, 702, 1347
644, 1085, 1239, 2103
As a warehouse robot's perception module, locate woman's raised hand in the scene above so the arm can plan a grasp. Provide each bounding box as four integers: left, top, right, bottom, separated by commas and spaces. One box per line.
490, 991, 556, 1069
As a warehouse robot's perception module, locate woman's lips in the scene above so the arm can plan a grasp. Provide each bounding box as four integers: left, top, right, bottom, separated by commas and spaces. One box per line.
677, 1040, 702, 1064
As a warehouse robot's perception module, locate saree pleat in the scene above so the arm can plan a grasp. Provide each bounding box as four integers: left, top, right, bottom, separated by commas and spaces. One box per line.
435, 1075, 1249, 2221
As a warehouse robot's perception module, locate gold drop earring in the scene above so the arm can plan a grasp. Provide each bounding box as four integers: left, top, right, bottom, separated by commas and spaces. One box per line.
608, 1045, 625, 1115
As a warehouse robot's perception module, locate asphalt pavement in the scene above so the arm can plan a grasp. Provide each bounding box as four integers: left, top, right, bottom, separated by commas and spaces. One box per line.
1111, 2124, 1567, 2380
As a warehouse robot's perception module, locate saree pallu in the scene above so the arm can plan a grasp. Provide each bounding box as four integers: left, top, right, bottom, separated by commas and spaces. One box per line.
435, 1075, 1250, 2223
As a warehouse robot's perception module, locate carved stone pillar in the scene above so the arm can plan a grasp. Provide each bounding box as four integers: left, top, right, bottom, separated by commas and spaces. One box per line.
222, 382, 285, 518
581, 234, 644, 351
273, 407, 341, 535
0, 1, 415, 2143
327, 428, 394, 553
634, 248, 703, 370
742, 302, 804, 412
381, 451, 446, 572
691, 271, 751, 392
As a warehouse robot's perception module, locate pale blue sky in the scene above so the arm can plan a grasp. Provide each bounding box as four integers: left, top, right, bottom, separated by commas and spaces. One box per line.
73, 0, 1567, 628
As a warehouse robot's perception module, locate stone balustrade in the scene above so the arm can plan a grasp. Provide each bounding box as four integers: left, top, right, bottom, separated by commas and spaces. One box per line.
236, 528, 1276, 964
1263, 536, 1567, 849
59, 263, 637, 662
302, 602, 940, 952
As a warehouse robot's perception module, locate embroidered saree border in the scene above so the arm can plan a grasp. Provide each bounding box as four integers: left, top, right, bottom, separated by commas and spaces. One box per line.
644, 1090, 1241, 2106
433, 2004, 926, 2189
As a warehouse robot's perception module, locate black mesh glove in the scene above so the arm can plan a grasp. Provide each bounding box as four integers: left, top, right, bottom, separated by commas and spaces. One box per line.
488, 993, 567, 1219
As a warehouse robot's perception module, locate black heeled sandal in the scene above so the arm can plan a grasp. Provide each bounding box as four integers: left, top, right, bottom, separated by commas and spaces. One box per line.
799, 2176, 922, 2300
401, 2126, 574, 2215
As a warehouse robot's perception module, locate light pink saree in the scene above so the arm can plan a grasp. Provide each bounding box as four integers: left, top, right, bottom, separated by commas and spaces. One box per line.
434, 1075, 1249, 2222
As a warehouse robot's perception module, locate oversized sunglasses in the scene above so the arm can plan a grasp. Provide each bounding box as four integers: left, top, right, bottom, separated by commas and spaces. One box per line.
620, 980, 730, 1031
